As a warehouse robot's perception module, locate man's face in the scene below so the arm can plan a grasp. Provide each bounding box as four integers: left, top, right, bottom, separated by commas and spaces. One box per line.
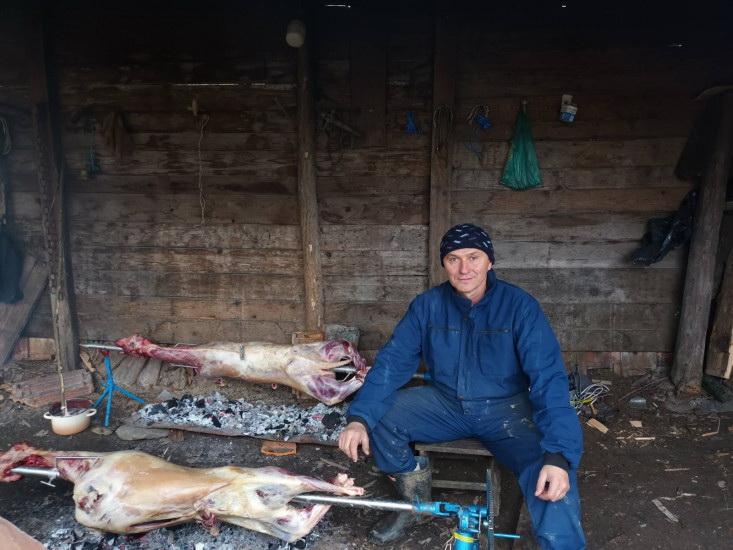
443, 248, 492, 303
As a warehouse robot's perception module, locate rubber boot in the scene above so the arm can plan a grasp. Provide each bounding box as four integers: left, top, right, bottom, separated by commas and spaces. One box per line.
370, 457, 432, 544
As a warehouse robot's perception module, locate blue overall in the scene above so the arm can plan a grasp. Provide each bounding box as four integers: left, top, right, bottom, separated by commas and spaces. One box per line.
347, 270, 586, 549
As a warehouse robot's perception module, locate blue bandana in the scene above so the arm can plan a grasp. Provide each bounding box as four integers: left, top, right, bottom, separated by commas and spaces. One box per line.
440, 223, 495, 265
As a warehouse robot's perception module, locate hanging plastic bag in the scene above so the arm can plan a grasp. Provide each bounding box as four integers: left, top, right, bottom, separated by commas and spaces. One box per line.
500, 107, 542, 190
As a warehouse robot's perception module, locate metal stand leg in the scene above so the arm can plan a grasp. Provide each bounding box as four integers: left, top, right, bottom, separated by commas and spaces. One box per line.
92, 353, 145, 427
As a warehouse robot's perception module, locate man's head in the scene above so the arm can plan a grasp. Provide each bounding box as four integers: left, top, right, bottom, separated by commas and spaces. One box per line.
440, 223, 494, 303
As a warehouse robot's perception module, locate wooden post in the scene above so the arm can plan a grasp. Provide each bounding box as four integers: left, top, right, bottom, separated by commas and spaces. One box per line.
671, 92, 733, 393
296, 20, 325, 331
428, 0, 457, 287
28, 3, 79, 371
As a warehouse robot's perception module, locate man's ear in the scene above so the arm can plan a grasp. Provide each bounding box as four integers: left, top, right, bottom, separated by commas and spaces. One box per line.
487, 261, 493, 271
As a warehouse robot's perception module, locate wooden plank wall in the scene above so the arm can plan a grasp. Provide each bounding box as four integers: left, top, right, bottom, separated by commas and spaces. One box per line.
0, 1, 730, 370
7, 1, 307, 345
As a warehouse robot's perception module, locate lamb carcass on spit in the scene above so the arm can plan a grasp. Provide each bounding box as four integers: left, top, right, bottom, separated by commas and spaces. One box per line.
0, 443, 363, 541
114, 335, 368, 406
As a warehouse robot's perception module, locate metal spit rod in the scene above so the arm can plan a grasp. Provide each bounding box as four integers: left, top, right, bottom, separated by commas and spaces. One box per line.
292, 494, 416, 512
10, 466, 60, 477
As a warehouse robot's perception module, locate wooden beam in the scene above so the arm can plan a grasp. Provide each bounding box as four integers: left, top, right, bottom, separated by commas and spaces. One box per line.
672, 92, 733, 393
428, 0, 457, 286
296, 19, 325, 331
704, 247, 733, 379
28, 2, 79, 371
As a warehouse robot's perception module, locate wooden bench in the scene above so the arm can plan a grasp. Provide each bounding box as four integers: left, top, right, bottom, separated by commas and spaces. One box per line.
415, 438, 498, 493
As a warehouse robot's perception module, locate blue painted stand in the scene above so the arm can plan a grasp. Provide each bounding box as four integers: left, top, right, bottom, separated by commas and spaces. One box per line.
93, 353, 145, 427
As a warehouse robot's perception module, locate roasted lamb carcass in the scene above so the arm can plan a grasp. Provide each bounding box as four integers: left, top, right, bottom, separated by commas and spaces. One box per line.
114, 335, 368, 406
0, 443, 363, 542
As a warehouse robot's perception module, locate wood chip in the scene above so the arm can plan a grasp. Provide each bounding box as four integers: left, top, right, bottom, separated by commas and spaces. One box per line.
260, 440, 297, 456
629, 420, 643, 428
586, 418, 609, 434
651, 498, 679, 523
634, 436, 656, 441
702, 417, 721, 437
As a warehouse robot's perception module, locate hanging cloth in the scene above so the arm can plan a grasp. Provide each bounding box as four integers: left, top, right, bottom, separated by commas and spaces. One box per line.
500, 106, 542, 190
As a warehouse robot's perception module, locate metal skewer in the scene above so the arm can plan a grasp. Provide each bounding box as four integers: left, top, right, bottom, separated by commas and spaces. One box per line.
292, 494, 415, 512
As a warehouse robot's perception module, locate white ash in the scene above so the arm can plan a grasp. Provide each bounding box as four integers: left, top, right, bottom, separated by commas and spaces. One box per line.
135, 392, 346, 441
41, 507, 326, 550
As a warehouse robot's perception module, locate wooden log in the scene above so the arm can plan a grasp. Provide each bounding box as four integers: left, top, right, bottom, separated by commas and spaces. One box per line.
705, 247, 733, 379
158, 364, 187, 390
672, 92, 733, 393
6, 368, 93, 408
296, 20, 324, 331
137, 358, 163, 388
115, 356, 148, 388
28, 2, 79, 371
428, 0, 456, 286
0, 255, 48, 365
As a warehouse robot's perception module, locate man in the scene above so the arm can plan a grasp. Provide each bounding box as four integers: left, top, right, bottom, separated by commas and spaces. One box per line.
339, 223, 585, 549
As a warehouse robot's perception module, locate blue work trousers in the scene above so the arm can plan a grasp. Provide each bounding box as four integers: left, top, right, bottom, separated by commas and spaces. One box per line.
370, 385, 586, 550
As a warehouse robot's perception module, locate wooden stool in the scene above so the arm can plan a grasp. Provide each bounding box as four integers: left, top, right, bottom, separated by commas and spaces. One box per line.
415, 438, 501, 513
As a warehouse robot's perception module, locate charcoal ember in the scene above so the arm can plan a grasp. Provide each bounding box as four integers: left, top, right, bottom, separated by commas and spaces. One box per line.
321, 411, 341, 429
181, 393, 193, 402
195, 398, 206, 408
149, 404, 166, 415
165, 398, 179, 409
206, 414, 222, 428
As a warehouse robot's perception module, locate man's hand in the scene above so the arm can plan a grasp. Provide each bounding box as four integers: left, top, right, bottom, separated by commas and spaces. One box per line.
534, 465, 570, 502
338, 421, 370, 462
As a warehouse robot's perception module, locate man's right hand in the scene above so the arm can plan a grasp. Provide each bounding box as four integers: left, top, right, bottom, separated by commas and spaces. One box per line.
338, 421, 370, 462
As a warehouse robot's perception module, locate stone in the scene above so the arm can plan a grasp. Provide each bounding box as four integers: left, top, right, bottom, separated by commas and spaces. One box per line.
115, 424, 169, 441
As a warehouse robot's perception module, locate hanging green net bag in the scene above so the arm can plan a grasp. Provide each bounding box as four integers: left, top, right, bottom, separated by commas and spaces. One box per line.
500, 108, 542, 190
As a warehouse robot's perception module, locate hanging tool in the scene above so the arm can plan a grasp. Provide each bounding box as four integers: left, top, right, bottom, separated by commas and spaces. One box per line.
293, 470, 517, 550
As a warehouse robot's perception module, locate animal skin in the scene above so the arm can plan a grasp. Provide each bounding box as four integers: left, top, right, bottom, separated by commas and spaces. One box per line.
0, 443, 363, 542
115, 335, 368, 406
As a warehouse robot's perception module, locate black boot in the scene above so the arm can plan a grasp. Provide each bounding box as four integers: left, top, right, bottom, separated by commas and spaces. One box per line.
370, 457, 432, 544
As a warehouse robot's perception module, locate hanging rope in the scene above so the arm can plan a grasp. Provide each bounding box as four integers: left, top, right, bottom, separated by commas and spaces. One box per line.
197, 114, 210, 226
432, 105, 453, 156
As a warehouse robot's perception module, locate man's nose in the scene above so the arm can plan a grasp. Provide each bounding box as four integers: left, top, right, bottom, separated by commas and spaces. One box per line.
459, 260, 469, 273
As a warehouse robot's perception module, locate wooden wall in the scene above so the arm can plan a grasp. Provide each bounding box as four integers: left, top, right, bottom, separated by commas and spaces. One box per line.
1, 1, 731, 370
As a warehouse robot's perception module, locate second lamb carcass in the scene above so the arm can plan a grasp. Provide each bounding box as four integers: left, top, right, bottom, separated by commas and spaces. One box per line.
0, 443, 363, 542
115, 335, 368, 405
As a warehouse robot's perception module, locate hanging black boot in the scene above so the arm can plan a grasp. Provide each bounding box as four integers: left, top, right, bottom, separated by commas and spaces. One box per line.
370, 457, 432, 544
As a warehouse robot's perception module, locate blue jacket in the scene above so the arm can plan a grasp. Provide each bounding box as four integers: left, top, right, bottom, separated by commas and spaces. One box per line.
347, 270, 583, 470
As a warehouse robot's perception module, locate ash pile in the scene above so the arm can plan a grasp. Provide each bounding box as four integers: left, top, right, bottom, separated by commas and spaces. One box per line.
42, 514, 326, 550
133, 392, 347, 442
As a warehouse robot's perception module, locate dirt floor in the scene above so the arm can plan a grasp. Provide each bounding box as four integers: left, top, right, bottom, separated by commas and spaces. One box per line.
0, 361, 731, 550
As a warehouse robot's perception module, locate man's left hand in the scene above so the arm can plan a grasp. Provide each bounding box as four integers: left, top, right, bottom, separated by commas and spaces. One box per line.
534, 465, 569, 502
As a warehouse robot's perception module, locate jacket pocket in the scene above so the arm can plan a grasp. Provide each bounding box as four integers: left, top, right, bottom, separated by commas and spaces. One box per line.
426, 325, 460, 384
477, 327, 515, 378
